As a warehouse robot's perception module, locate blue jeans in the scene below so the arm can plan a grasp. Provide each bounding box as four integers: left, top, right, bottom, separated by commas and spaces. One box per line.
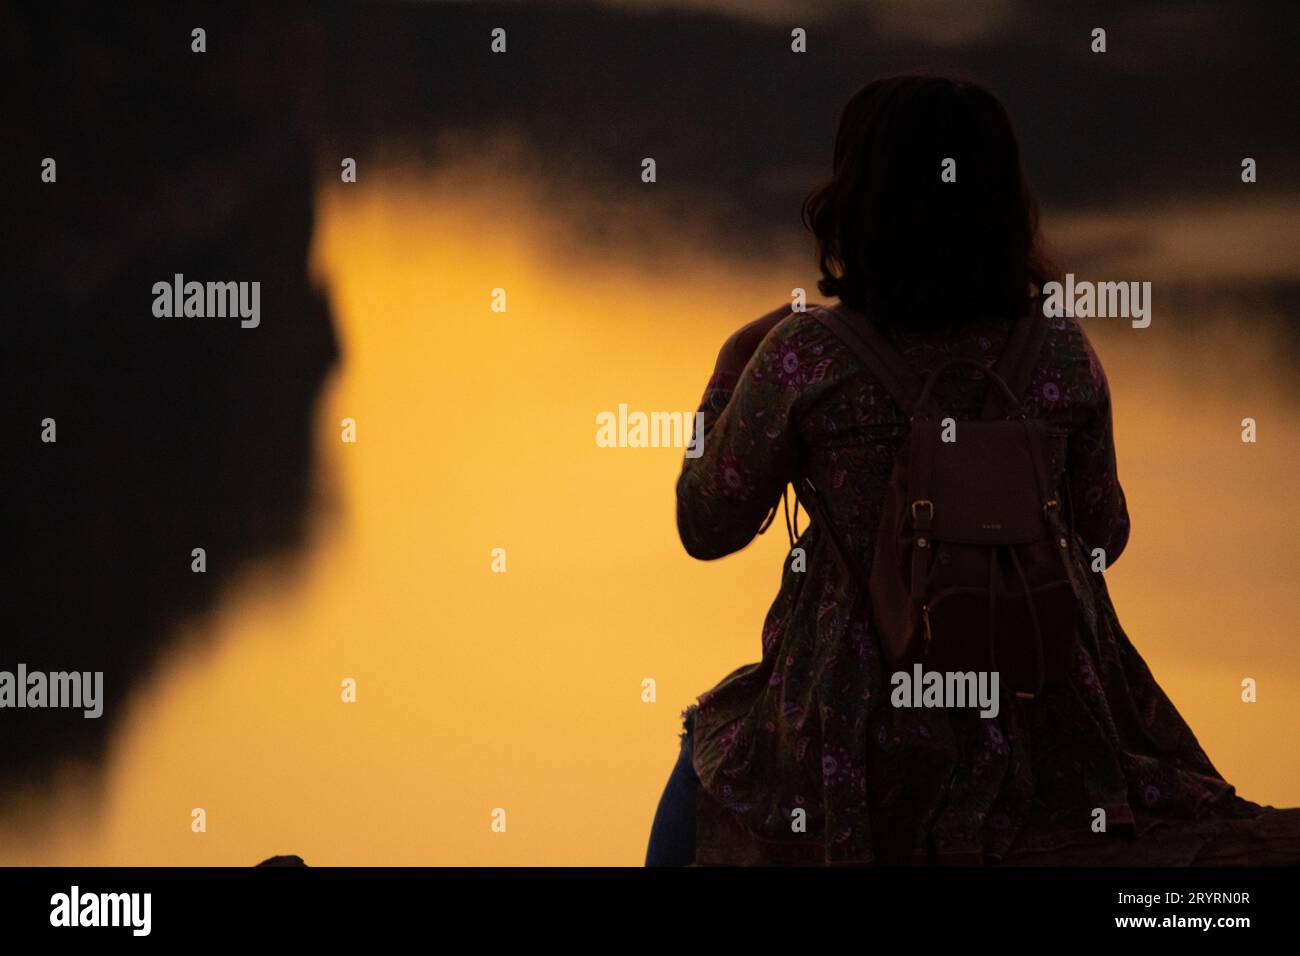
644, 709, 699, 866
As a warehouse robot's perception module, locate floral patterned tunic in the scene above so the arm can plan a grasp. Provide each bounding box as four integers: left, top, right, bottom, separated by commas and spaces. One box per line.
676, 303, 1270, 866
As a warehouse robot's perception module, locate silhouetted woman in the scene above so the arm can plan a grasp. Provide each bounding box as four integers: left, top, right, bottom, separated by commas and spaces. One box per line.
647, 74, 1300, 866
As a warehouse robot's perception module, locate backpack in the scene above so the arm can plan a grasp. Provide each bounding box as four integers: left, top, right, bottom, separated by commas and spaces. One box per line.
806, 303, 1081, 700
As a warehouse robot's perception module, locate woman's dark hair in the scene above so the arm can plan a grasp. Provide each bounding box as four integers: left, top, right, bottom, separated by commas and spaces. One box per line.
802, 74, 1054, 327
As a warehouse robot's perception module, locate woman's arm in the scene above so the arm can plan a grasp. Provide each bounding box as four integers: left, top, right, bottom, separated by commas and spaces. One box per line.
675, 306, 804, 560
1066, 331, 1131, 565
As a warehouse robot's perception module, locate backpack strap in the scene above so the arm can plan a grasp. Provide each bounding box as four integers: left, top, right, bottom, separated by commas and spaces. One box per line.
980, 298, 1049, 419
811, 305, 923, 412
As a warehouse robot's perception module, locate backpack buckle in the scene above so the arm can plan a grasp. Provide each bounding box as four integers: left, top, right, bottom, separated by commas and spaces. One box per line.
911, 499, 934, 524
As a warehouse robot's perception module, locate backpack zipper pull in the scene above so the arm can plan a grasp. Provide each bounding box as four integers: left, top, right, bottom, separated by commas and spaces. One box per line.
922, 603, 932, 651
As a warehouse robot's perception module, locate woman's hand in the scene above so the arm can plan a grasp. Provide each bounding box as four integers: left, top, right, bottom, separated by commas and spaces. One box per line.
712, 303, 794, 378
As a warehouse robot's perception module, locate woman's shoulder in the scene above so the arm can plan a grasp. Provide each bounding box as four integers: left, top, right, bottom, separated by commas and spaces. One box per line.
734, 304, 855, 392
718, 302, 840, 361
1026, 312, 1112, 414
1044, 312, 1108, 377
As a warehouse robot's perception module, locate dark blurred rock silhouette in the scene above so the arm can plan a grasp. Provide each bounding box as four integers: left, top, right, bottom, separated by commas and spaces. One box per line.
1, 3, 338, 792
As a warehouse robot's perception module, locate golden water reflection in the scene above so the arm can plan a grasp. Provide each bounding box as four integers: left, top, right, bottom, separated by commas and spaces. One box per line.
3, 167, 1297, 864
